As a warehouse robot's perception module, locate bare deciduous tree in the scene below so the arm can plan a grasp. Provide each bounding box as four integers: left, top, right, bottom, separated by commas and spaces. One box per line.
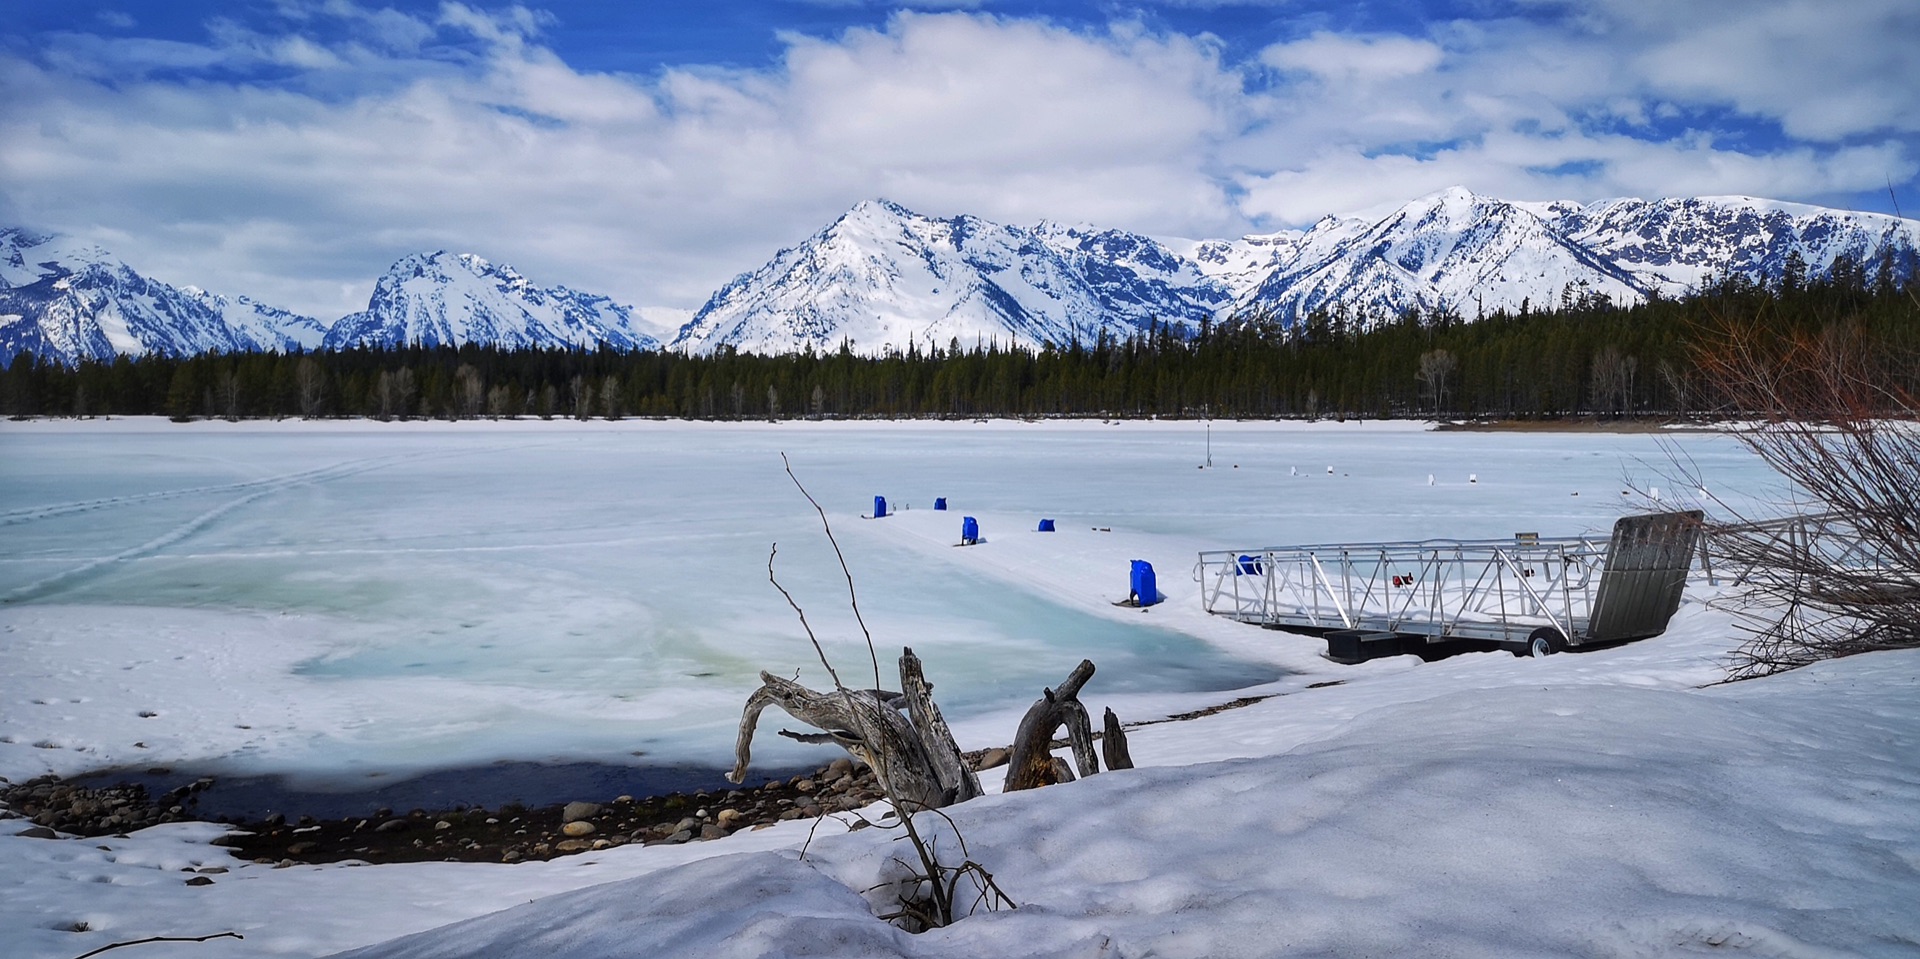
569, 374, 589, 421
216, 370, 242, 422
376, 367, 417, 421
455, 364, 484, 419
600, 375, 623, 420
296, 357, 325, 418
1591, 345, 1637, 415
1415, 348, 1456, 417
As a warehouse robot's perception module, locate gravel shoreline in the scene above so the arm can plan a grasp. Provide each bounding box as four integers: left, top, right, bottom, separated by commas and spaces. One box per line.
1, 748, 1012, 866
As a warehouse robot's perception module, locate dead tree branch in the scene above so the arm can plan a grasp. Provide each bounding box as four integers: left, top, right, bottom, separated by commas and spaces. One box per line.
70, 933, 242, 959
1004, 659, 1102, 791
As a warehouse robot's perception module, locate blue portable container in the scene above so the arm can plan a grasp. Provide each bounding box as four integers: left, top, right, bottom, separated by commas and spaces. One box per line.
873, 496, 887, 518
1037, 518, 1056, 532
1237, 554, 1263, 575
1130, 559, 1160, 607
961, 516, 980, 544
934, 497, 947, 511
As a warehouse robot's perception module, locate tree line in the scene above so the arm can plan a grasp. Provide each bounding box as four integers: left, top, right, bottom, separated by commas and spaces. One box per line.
3, 267, 1914, 422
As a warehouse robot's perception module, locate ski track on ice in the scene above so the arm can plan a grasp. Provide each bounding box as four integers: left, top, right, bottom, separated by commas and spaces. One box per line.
2, 454, 418, 604
0, 456, 391, 527
2, 439, 582, 604
0, 436, 581, 529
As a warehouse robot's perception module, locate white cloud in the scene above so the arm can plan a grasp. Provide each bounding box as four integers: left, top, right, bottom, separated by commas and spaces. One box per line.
0, 0, 1913, 323
1259, 32, 1443, 83
0, 9, 1250, 320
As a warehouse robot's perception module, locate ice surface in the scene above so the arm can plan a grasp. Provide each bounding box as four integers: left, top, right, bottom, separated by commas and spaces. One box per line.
2, 418, 1785, 792
6, 417, 1910, 959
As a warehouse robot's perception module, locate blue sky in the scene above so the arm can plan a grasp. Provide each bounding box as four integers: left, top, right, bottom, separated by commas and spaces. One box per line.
3, 1, 1916, 322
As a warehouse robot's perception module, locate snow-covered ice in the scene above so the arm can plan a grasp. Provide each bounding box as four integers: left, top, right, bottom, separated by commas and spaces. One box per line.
5, 417, 1913, 959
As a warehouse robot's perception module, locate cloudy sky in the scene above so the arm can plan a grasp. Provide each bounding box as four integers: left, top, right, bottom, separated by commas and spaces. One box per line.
3, 0, 1916, 325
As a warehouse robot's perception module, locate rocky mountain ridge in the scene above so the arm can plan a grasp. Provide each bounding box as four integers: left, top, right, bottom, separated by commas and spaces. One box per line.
6, 189, 1916, 366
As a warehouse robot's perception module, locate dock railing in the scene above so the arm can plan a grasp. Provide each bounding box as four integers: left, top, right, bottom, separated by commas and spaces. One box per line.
1198, 511, 1706, 648
1198, 532, 1612, 645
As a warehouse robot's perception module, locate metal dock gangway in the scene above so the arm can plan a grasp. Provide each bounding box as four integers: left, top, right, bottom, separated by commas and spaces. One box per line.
1196, 510, 1705, 662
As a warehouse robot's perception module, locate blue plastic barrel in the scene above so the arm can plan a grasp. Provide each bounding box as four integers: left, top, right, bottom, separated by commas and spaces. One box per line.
934, 497, 947, 511
1037, 518, 1055, 532
1130, 560, 1160, 607
874, 495, 887, 518
961, 516, 979, 544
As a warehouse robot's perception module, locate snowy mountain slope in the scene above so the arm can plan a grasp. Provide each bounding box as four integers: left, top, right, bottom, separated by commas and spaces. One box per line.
1552, 195, 1920, 292
322, 251, 661, 352
1242, 187, 1650, 321
0, 229, 323, 367
1171, 229, 1306, 302
679, 189, 1920, 353
12, 189, 1919, 365
1028, 221, 1233, 325
669, 200, 1231, 356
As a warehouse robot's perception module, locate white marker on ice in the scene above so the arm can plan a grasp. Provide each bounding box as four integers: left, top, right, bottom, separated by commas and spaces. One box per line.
1427, 474, 1435, 486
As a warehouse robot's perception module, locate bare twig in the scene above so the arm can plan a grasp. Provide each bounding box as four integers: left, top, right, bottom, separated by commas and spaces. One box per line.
781, 452, 881, 690
752, 455, 1012, 930
1689, 312, 1920, 678
70, 933, 243, 959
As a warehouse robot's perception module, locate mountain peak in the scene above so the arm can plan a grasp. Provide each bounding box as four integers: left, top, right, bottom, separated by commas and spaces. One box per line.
1, 228, 323, 365
323, 251, 657, 352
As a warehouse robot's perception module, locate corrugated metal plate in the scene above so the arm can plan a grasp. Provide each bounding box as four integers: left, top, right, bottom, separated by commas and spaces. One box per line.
1584, 510, 1704, 643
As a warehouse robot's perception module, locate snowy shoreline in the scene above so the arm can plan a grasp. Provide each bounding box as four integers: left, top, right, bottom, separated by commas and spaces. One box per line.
6, 419, 1914, 958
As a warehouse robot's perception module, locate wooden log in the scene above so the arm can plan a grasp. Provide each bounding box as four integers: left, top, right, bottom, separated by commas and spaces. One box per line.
1003, 659, 1103, 792
899, 647, 983, 803
726, 671, 947, 810
1101, 707, 1134, 770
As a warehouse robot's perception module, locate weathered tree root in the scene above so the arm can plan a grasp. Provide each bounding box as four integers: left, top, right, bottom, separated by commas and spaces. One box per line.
728, 648, 980, 811
1005, 659, 1117, 792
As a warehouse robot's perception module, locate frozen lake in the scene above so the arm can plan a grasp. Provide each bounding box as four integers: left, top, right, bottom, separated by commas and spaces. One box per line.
0, 418, 1783, 810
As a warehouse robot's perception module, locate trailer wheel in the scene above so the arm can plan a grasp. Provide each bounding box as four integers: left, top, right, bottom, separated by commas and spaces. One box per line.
1526, 627, 1566, 658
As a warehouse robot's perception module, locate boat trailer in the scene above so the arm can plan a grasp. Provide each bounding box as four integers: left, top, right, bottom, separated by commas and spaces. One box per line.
1196, 510, 1705, 662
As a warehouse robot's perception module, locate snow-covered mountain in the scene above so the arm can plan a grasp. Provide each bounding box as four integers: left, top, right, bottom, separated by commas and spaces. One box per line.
1242, 187, 1648, 321
11, 188, 1918, 365
669, 200, 1229, 356
675, 190, 1920, 354
0, 228, 325, 367
1550, 195, 1920, 293
322, 251, 661, 352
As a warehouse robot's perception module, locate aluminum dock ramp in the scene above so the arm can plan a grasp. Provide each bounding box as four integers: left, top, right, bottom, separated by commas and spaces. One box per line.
1197, 510, 1705, 662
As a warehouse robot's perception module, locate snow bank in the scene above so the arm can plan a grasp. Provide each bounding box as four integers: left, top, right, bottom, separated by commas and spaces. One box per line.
334, 649, 1920, 959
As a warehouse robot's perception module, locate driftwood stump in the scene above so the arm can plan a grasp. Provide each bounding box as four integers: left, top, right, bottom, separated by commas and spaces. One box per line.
728, 648, 980, 810
1004, 659, 1103, 791
1101, 707, 1134, 771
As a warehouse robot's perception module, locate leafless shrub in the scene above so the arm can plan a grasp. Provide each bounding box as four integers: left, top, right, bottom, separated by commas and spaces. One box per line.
1693, 316, 1920, 678
766, 454, 1013, 930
